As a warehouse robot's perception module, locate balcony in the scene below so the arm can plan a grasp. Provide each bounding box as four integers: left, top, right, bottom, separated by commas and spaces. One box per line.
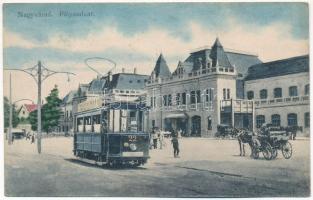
254, 95, 309, 108
221, 99, 254, 113
154, 102, 213, 112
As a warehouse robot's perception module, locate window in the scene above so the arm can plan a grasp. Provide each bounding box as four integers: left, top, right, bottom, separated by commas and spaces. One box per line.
274, 88, 282, 98
289, 86, 298, 97
256, 115, 265, 128
271, 114, 281, 126
260, 89, 268, 99
305, 84, 310, 95
153, 97, 156, 107
137, 80, 141, 83
305, 112, 310, 127
247, 91, 254, 100
23, 111, 25, 115
227, 89, 230, 99
129, 80, 133, 83
190, 91, 196, 104
287, 113, 298, 126
182, 92, 186, 105
196, 90, 201, 103
150, 97, 153, 107
168, 94, 172, 106
206, 88, 214, 102
176, 93, 181, 105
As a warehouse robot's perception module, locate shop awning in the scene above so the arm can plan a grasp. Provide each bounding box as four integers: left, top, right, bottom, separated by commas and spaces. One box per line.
165, 113, 187, 119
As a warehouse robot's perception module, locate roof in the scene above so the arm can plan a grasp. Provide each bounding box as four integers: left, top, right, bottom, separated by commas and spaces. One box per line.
88, 77, 107, 92
151, 54, 171, 78
245, 55, 309, 81
106, 73, 149, 90
209, 38, 232, 68
23, 104, 38, 113
62, 90, 76, 104
184, 46, 262, 76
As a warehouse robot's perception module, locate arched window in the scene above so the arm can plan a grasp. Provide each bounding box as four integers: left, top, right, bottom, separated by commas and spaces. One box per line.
274, 88, 282, 98
289, 86, 298, 97
271, 114, 281, 126
287, 113, 298, 126
260, 89, 267, 99
247, 91, 254, 100
305, 112, 310, 127
256, 115, 265, 128
305, 84, 310, 95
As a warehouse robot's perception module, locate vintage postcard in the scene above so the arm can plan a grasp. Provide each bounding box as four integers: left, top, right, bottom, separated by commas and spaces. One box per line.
2, 2, 310, 198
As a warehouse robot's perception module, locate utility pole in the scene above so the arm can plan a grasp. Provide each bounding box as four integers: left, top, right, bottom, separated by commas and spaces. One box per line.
5, 61, 76, 154
37, 61, 42, 153
8, 73, 12, 145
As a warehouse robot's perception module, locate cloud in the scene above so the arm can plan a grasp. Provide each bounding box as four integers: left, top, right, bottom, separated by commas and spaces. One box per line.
3, 18, 309, 102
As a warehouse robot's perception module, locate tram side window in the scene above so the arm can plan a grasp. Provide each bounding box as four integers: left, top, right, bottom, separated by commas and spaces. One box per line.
93, 115, 101, 133
85, 116, 92, 132
101, 111, 108, 133
77, 118, 84, 132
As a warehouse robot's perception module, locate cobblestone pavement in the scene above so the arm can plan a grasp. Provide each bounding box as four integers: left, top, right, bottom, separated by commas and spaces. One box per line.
4, 136, 310, 197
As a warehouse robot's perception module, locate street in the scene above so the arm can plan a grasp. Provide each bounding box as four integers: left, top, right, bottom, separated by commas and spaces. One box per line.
4, 136, 310, 197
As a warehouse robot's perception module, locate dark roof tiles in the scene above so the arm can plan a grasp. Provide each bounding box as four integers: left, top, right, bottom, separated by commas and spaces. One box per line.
245, 55, 309, 81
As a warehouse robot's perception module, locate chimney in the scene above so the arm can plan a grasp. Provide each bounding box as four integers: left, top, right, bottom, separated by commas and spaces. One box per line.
122, 68, 125, 73
134, 67, 137, 74
108, 71, 112, 82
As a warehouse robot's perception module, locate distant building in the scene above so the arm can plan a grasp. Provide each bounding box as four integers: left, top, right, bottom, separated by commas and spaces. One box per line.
146, 38, 261, 137
244, 55, 310, 135
18, 104, 38, 119
59, 70, 149, 133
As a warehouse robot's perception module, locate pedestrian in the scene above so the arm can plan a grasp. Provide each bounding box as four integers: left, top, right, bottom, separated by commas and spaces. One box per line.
12, 135, 14, 144
159, 130, 164, 149
31, 134, 35, 144
152, 132, 158, 149
171, 133, 180, 158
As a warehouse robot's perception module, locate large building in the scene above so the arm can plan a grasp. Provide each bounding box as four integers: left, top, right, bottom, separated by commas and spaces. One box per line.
146, 38, 310, 137
146, 38, 261, 137
59, 70, 149, 133
244, 55, 310, 135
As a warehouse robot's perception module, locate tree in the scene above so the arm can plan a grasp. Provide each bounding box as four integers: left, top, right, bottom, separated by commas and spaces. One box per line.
3, 97, 20, 128
28, 85, 63, 133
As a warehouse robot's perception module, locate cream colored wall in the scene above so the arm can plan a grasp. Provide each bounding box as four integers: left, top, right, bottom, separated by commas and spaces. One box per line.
245, 72, 309, 99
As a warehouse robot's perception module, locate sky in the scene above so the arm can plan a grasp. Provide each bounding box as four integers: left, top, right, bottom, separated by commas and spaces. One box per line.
3, 3, 309, 104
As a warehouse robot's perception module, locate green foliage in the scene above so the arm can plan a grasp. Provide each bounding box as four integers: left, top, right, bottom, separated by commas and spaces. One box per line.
3, 96, 20, 128
28, 85, 63, 133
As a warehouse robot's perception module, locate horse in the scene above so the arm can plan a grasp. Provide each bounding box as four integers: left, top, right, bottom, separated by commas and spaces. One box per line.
285, 125, 302, 140
236, 128, 254, 156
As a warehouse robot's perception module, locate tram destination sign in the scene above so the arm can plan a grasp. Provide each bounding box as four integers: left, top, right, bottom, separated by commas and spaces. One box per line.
77, 97, 103, 112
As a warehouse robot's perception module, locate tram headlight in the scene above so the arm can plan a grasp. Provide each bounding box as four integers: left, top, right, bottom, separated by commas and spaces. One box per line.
129, 143, 137, 151
124, 142, 129, 147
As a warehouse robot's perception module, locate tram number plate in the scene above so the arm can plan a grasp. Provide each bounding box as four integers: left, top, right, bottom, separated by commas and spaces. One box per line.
123, 152, 143, 157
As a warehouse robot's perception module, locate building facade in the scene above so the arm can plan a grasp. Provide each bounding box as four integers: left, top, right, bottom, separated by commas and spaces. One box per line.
146, 38, 261, 137
244, 55, 310, 135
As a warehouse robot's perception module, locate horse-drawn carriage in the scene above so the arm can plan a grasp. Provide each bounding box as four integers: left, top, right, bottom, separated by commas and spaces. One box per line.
251, 124, 292, 160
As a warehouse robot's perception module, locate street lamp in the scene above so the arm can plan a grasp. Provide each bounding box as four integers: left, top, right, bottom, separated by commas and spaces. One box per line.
5, 61, 76, 154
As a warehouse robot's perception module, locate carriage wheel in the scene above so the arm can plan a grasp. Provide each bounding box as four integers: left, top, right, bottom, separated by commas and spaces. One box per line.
262, 142, 273, 160
251, 148, 259, 159
271, 148, 278, 159
282, 141, 292, 159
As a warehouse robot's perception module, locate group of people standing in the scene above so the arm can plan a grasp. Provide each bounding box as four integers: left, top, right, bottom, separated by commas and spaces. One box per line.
150, 128, 181, 158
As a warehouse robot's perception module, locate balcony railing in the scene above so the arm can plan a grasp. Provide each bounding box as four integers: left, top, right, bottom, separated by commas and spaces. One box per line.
147, 66, 236, 85
221, 99, 254, 113
254, 95, 309, 107
151, 102, 213, 111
